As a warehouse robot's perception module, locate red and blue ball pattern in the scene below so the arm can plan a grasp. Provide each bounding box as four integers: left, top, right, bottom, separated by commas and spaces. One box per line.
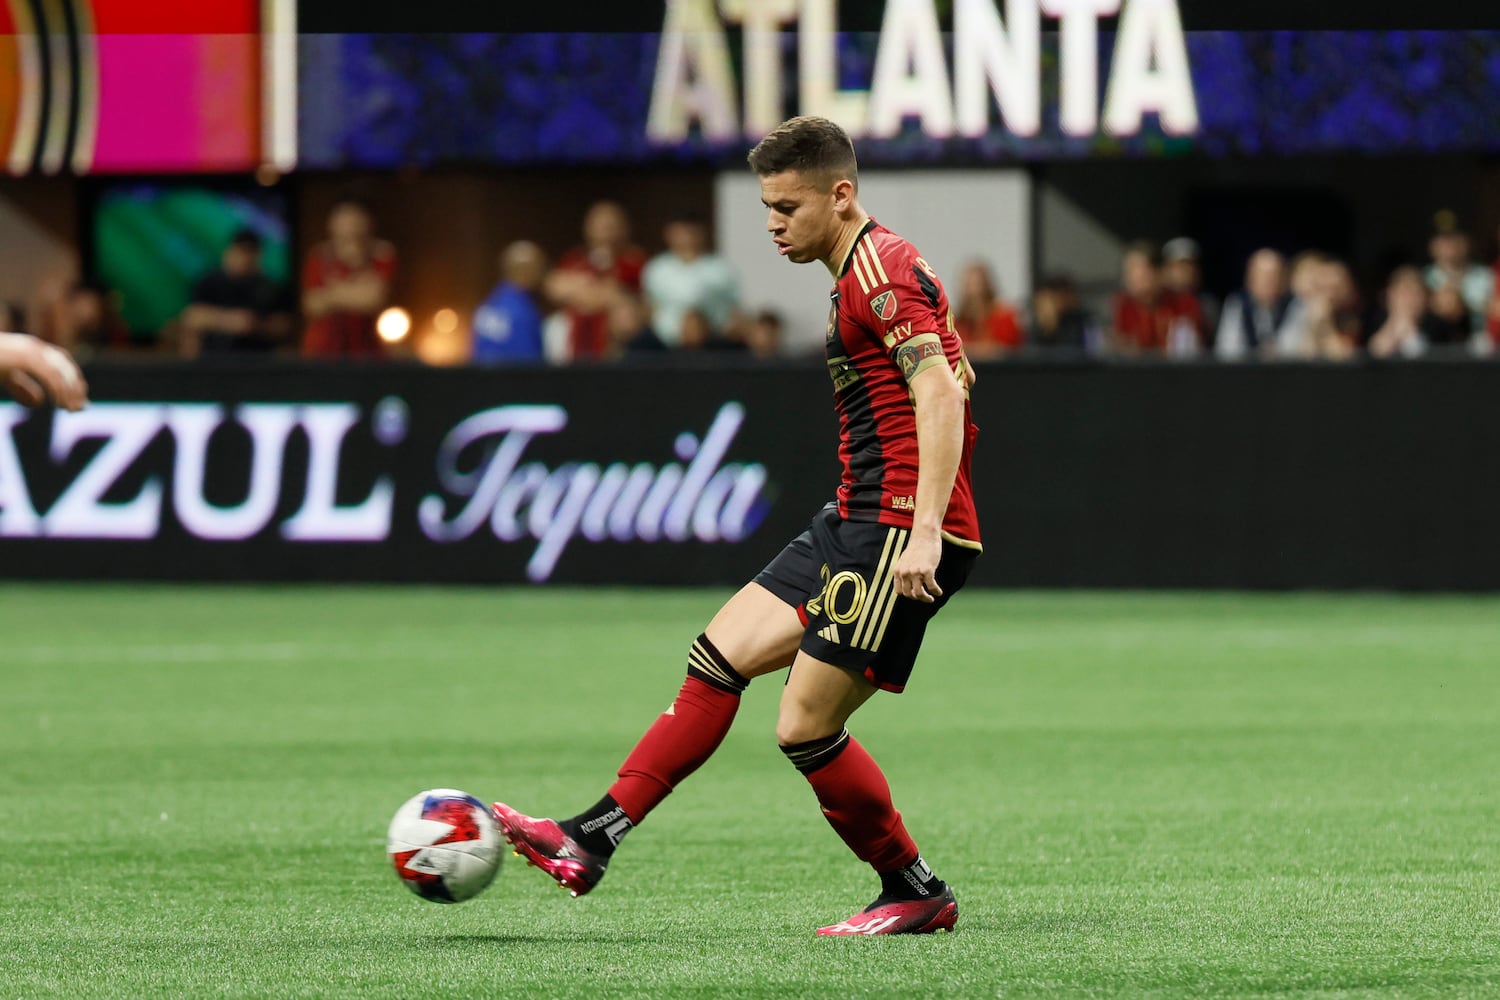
388, 789, 501, 903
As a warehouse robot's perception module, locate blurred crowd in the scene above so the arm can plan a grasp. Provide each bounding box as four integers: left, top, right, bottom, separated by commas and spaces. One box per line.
955, 212, 1500, 363
12, 197, 1499, 365
1095, 214, 1499, 362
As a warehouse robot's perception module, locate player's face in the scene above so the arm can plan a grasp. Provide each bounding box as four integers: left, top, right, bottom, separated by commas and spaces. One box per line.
759, 170, 838, 265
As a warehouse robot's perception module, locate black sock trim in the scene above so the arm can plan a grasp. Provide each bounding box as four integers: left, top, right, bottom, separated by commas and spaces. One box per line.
687, 632, 749, 695
779, 728, 851, 774
877, 855, 946, 902
561, 794, 633, 856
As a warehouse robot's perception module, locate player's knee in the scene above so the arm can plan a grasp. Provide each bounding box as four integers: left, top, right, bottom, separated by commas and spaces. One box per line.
778, 720, 852, 774
686, 632, 750, 695
775, 706, 840, 748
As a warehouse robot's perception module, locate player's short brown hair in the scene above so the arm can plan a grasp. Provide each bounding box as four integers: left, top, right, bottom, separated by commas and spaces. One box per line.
747, 116, 858, 192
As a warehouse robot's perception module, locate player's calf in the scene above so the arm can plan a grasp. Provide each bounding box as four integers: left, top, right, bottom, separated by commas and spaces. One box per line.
495, 633, 755, 898
605, 632, 750, 821
780, 724, 953, 932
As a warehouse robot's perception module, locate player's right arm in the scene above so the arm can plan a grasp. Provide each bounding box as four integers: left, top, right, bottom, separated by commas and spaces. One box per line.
894, 356, 966, 602
0, 331, 89, 411
854, 248, 968, 602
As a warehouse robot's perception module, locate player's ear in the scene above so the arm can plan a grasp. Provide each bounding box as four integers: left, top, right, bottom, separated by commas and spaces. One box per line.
831, 177, 856, 212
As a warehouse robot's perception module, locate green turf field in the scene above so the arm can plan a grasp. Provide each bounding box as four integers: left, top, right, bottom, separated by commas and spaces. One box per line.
2, 585, 1497, 999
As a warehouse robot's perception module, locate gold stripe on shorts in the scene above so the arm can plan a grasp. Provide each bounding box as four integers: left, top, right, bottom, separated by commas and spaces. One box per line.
864, 527, 906, 653
856, 528, 908, 652
849, 527, 900, 650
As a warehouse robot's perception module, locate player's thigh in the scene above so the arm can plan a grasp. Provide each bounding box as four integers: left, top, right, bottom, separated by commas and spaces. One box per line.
703, 582, 805, 680
776, 651, 879, 745
709, 509, 830, 680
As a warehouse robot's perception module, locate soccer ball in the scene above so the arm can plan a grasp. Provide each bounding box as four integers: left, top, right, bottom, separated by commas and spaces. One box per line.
387, 789, 502, 903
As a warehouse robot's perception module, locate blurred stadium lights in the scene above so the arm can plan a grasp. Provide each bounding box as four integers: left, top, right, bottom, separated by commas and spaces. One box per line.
376, 307, 412, 343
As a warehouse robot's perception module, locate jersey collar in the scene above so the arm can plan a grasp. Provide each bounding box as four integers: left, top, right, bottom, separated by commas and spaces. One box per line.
836, 218, 879, 278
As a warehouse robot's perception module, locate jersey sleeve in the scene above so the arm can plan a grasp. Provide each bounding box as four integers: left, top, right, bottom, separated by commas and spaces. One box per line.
847, 240, 951, 384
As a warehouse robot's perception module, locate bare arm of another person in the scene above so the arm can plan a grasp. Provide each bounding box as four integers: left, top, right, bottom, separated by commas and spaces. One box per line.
255, 309, 297, 343
322, 270, 391, 313
0, 331, 89, 410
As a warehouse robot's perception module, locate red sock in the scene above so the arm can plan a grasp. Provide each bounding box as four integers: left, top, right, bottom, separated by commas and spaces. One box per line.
607, 675, 741, 823
798, 734, 918, 873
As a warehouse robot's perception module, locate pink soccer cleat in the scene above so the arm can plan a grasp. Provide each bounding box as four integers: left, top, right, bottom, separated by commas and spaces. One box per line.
491, 802, 608, 898
816, 885, 959, 936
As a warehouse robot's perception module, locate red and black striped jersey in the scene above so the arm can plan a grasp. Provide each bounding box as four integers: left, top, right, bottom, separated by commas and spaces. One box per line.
825, 219, 981, 550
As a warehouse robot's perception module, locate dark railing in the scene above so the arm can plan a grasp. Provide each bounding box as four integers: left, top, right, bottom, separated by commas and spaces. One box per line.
2, 357, 1496, 590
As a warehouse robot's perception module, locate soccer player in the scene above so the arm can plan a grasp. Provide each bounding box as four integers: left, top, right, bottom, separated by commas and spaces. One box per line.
494, 115, 981, 936
0, 330, 89, 411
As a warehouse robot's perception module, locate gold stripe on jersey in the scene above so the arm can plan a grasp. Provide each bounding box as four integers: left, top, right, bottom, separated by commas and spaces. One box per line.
859, 528, 909, 652
854, 242, 877, 291
850, 244, 874, 293
688, 639, 743, 691
953, 356, 972, 400
857, 243, 882, 293
851, 527, 903, 650
941, 530, 984, 552
859, 237, 890, 285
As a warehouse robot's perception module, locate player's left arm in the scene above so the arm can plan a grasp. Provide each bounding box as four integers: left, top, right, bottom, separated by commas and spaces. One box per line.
892, 340, 966, 603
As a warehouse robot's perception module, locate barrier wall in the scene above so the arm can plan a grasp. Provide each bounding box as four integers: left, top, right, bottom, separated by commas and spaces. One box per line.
2, 359, 1497, 590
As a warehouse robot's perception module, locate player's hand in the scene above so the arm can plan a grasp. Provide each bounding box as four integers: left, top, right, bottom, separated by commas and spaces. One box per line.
0, 332, 89, 411
893, 531, 943, 604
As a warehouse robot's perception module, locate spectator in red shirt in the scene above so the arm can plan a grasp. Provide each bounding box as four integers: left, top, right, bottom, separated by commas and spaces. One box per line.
952, 258, 1023, 359
545, 200, 648, 362
1108, 240, 1203, 356
301, 198, 397, 359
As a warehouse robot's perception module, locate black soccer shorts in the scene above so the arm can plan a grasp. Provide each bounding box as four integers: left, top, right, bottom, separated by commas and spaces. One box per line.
753, 502, 979, 693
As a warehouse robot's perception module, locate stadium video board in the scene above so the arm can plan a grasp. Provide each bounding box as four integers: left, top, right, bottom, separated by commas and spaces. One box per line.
0, 0, 295, 175
298, 8, 1500, 168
